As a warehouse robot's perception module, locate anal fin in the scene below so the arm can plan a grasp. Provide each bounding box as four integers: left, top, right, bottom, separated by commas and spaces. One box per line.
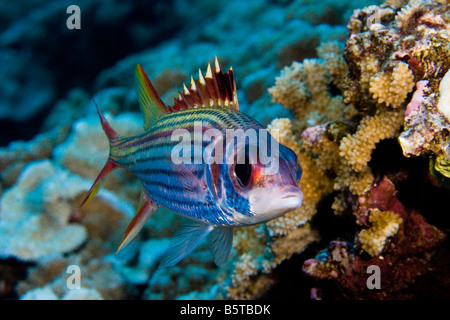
207, 227, 233, 265
117, 191, 157, 253
159, 220, 213, 269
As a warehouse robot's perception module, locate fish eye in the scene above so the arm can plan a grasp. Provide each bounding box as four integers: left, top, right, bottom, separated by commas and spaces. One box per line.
234, 155, 252, 188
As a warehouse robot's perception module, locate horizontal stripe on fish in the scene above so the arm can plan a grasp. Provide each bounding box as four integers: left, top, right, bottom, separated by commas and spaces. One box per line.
133, 167, 204, 177
115, 154, 172, 166
116, 145, 209, 168
116, 132, 214, 160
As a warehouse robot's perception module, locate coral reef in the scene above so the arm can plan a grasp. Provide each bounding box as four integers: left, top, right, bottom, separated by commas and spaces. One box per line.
226, 0, 450, 299
303, 177, 445, 299
2, 0, 450, 301
0, 160, 87, 261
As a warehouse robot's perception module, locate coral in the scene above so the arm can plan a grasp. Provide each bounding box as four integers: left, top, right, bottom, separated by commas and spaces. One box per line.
17, 240, 135, 300
369, 62, 415, 108
0, 160, 87, 261
0, 49, 55, 122
357, 209, 403, 256
21, 285, 104, 300
262, 0, 450, 300
61, 288, 104, 300
143, 252, 220, 300
0, 159, 134, 261
343, 0, 450, 164
268, 43, 355, 134
0, 125, 69, 191
20, 286, 59, 300
339, 108, 404, 172
303, 177, 445, 299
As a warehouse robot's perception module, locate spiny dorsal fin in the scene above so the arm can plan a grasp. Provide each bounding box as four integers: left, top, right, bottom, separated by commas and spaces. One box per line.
135, 64, 169, 130
171, 57, 239, 112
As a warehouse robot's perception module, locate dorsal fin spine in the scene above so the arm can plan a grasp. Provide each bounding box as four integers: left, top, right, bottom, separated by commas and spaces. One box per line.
135, 64, 168, 130
170, 58, 240, 112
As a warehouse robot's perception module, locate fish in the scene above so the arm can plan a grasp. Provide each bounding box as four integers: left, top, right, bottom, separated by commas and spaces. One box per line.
80, 57, 303, 268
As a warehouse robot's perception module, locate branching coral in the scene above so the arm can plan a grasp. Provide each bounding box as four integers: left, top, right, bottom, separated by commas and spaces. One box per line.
357, 209, 403, 256
369, 62, 415, 108
268, 43, 355, 135
344, 0, 450, 165
244, 0, 450, 300
339, 109, 404, 172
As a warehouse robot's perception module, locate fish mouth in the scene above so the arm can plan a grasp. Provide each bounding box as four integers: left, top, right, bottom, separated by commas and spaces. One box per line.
280, 185, 303, 200
234, 184, 304, 226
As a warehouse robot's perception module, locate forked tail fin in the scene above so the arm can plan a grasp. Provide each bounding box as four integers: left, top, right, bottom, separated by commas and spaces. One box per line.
80, 101, 120, 207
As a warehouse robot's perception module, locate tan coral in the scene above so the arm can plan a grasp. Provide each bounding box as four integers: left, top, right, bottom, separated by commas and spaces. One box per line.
395, 0, 426, 31
357, 209, 403, 256
369, 62, 415, 108
265, 225, 320, 272
339, 109, 405, 172
268, 45, 353, 134
317, 41, 348, 86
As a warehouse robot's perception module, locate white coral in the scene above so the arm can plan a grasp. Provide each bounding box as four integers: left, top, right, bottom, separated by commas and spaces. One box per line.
0, 160, 133, 261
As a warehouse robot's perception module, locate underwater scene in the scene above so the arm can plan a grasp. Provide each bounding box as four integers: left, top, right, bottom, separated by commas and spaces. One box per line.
1, 0, 450, 301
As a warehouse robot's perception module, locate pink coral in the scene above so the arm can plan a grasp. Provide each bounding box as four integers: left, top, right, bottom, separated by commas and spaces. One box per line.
405, 80, 428, 116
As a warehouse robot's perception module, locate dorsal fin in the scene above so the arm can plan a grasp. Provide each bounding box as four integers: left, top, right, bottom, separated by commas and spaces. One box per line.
135, 64, 169, 130
171, 57, 239, 112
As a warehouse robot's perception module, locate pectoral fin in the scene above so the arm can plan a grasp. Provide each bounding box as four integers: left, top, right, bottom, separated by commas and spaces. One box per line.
117, 191, 157, 253
159, 220, 213, 269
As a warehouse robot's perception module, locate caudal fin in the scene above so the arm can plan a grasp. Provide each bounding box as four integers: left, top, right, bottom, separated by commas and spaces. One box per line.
80, 101, 120, 207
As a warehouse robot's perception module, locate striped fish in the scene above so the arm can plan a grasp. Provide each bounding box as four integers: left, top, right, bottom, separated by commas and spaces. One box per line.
81, 58, 303, 268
